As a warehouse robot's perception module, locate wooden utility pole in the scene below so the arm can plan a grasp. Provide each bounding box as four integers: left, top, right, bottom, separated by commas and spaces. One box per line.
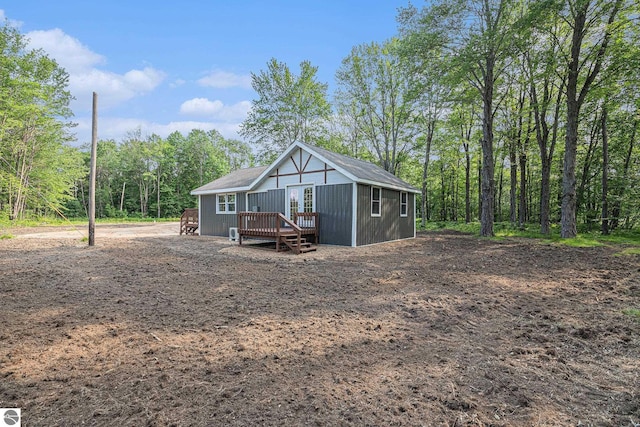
88, 92, 98, 246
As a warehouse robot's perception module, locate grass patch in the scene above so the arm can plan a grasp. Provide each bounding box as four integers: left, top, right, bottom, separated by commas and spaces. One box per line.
0, 233, 14, 240
417, 220, 640, 248
623, 308, 640, 321
617, 247, 640, 256
419, 221, 481, 234
552, 236, 606, 248
0, 216, 180, 229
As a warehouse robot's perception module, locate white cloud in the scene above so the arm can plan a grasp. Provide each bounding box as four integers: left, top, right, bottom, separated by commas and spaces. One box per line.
180, 98, 224, 116
220, 100, 252, 121
179, 98, 251, 122
170, 79, 186, 88
197, 70, 252, 89
26, 28, 105, 73
0, 9, 22, 27
25, 28, 166, 110
72, 116, 244, 146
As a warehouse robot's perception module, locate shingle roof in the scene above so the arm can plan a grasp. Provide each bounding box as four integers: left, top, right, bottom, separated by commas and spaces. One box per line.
296, 142, 419, 193
191, 165, 268, 194
191, 142, 419, 195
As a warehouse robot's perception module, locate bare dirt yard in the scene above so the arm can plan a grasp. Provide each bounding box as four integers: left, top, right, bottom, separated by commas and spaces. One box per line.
0, 223, 639, 426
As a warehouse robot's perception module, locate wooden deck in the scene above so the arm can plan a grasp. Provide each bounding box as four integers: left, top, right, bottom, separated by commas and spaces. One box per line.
237, 212, 318, 254
180, 208, 199, 235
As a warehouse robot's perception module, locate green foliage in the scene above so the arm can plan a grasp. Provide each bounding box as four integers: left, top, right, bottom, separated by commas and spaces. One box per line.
70, 129, 253, 220
335, 39, 419, 175
0, 22, 79, 220
240, 58, 331, 162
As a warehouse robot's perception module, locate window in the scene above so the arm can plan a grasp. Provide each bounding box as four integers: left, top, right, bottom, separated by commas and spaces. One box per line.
303, 187, 313, 212
371, 186, 381, 216
400, 192, 408, 217
216, 193, 236, 214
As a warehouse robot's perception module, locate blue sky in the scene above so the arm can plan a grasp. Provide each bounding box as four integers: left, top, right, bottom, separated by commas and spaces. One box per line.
2, 1, 413, 146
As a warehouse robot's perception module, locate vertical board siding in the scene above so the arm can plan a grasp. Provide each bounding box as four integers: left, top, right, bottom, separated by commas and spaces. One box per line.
200, 194, 216, 235
356, 185, 415, 246
200, 192, 246, 236
247, 189, 286, 214
316, 184, 353, 246
237, 194, 247, 213
398, 193, 415, 238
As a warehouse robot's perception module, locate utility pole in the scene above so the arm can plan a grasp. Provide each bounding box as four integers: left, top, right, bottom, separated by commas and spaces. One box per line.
89, 92, 98, 246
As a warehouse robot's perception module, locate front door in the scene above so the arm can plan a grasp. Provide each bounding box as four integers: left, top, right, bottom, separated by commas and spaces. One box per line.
286, 185, 314, 223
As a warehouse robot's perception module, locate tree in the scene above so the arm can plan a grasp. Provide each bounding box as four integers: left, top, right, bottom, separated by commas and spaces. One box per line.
559, 0, 625, 237
240, 58, 331, 162
522, 13, 567, 234
396, 28, 452, 226
0, 23, 79, 220
335, 39, 419, 176
399, 0, 520, 236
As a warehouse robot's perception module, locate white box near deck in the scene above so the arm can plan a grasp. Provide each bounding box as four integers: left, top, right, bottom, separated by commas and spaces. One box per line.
229, 227, 238, 241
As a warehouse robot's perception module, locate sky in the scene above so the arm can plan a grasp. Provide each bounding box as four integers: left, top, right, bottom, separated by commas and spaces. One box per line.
2, 1, 414, 147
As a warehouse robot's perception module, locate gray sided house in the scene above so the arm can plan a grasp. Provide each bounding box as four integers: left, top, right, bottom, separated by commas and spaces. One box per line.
191, 141, 419, 246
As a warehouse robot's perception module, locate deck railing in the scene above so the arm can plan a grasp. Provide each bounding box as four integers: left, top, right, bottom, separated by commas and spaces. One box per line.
293, 212, 318, 228
237, 212, 298, 236
180, 208, 199, 235
237, 211, 318, 253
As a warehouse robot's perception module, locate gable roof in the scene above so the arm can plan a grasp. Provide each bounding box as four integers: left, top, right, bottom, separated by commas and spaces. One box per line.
191, 141, 419, 195
191, 165, 268, 195
297, 142, 419, 193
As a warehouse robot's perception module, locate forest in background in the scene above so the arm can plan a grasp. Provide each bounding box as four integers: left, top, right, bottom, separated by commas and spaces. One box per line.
1, 0, 638, 237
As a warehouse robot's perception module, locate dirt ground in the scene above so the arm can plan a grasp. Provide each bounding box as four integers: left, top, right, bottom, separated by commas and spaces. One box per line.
0, 223, 638, 426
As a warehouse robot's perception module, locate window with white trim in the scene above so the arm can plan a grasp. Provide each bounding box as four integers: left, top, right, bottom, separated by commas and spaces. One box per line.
400, 191, 408, 217
371, 186, 381, 216
216, 193, 236, 214
303, 187, 313, 212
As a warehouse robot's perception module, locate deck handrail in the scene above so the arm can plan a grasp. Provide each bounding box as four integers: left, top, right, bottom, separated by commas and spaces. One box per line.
237, 211, 318, 254
278, 213, 302, 233
180, 208, 199, 235
293, 212, 318, 229
279, 213, 302, 253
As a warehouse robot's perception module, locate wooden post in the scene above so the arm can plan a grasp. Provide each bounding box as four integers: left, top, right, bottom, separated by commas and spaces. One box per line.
88, 92, 98, 246
119, 181, 126, 212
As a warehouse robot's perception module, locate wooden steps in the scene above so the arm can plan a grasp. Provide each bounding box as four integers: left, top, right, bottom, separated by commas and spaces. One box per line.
280, 235, 317, 254
237, 212, 318, 255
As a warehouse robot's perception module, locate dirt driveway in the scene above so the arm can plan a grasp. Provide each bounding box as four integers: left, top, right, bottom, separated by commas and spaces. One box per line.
0, 224, 638, 426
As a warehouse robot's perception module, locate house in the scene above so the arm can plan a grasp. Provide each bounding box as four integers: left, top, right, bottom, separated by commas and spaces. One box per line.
190, 141, 419, 247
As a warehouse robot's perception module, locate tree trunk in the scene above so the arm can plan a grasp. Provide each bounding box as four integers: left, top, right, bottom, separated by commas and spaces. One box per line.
421, 122, 434, 228
611, 116, 637, 229
561, 0, 621, 238
480, 56, 495, 236
600, 104, 609, 235
120, 181, 126, 212
509, 139, 517, 225
561, 5, 585, 238
519, 152, 527, 230
477, 155, 482, 220
440, 162, 446, 221
464, 144, 471, 223
498, 158, 504, 222
519, 109, 532, 230
157, 167, 161, 219
577, 114, 600, 222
